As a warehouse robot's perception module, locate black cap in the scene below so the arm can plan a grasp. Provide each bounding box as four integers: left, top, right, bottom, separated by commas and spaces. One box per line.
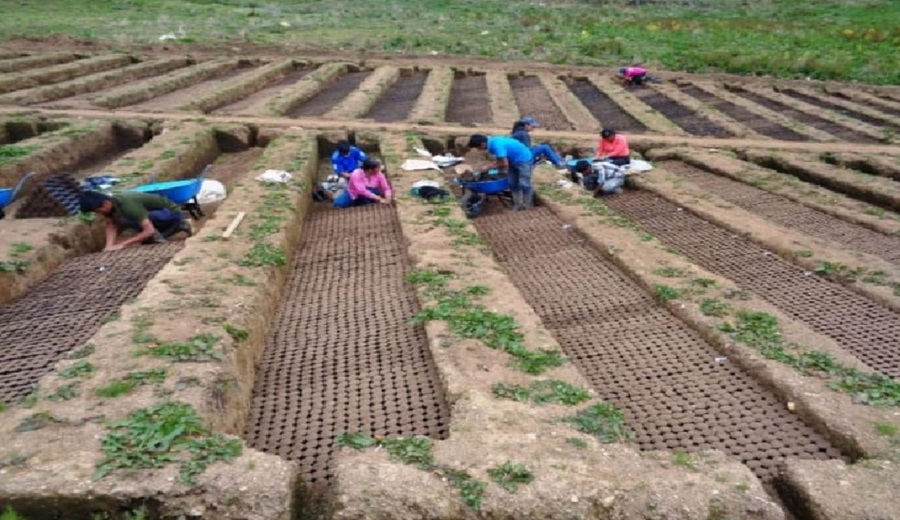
361, 158, 382, 170
79, 190, 111, 213
467, 134, 487, 148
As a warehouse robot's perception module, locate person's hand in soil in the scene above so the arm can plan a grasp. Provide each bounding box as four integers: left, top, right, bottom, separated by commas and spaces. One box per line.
104, 243, 125, 252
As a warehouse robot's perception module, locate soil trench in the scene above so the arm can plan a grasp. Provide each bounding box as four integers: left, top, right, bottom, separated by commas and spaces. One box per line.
834, 92, 900, 119
632, 88, 733, 137
445, 73, 491, 125
244, 203, 450, 484
0, 243, 181, 403
471, 205, 839, 482
124, 65, 258, 111
727, 88, 878, 144
664, 160, 900, 263
214, 66, 316, 114
678, 85, 808, 141
205, 147, 265, 187
564, 77, 646, 132
603, 190, 900, 378
508, 75, 571, 131
779, 89, 900, 133
288, 70, 372, 118
364, 71, 428, 122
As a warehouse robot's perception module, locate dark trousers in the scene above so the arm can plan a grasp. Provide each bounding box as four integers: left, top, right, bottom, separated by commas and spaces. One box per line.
124, 208, 184, 237
607, 156, 631, 167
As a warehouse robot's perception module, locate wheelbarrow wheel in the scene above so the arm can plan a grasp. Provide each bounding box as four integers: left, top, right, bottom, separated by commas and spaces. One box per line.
0, 208, 5, 220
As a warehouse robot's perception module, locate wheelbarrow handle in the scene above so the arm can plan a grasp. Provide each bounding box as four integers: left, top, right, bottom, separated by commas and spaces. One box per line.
11, 171, 36, 199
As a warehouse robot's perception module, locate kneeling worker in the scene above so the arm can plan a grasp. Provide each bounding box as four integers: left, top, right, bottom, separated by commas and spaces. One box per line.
467, 134, 534, 211
79, 191, 192, 251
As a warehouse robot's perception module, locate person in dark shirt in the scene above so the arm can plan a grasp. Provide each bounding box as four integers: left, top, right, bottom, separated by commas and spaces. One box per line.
79, 191, 191, 251
510, 117, 567, 171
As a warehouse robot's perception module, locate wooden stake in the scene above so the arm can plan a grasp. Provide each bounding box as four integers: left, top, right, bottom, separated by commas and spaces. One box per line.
222, 212, 246, 239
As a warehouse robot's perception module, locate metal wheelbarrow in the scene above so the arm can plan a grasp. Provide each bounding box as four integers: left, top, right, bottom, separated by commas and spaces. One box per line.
0, 172, 35, 220
453, 169, 512, 216
130, 165, 211, 220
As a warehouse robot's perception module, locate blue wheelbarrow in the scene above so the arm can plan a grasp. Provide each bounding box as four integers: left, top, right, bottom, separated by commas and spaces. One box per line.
0, 171, 35, 220
130, 165, 211, 220
453, 169, 512, 217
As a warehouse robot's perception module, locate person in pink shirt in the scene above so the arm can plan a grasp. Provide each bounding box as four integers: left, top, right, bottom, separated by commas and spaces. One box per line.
619, 66, 647, 87
332, 158, 393, 208
594, 128, 631, 166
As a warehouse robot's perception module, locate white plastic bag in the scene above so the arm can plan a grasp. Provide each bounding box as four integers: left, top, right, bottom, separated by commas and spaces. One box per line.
255, 169, 292, 183
401, 159, 441, 171
197, 180, 227, 204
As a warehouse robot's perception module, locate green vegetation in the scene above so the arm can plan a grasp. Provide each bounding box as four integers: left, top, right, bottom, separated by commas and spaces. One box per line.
653, 284, 682, 302
699, 298, 730, 317
337, 432, 487, 510
224, 323, 249, 342
653, 265, 688, 278
721, 311, 900, 407
672, 451, 696, 470
95, 401, 242, 484
0, 401, 6, 413
0, 144, 40, 165
1, 507, 25, 520
238, 183, 296, 267
238, 242, 286, 267
0, 1, 897, 82
564, 403, 632, 443
95, 369, 167, 398
874, 422, 898, 437
137, 333, 222, 362
47, 382, 80, 402
0, 260, 29, 272
487, 462, 535, 492
59, 360, 94, 379
409, 269, 565, 375
9, 242, 33, 256
814, 261, 864, 281
492, 379, 591, 406
565, 436, 588, 449
794, 249, 814, 258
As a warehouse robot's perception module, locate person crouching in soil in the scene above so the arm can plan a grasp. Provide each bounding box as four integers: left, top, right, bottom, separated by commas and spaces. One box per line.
79, 191, 191, 251
619, 66, 648, 87
595, 128, 631, 167
467, 133, 534, 211
332, 158, 393, 208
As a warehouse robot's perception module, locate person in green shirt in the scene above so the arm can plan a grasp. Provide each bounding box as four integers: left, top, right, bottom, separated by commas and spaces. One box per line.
79, 191, 191, 251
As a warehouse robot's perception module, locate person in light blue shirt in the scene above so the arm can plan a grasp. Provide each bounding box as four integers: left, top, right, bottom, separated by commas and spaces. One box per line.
511, 117, 566, 169
467, 134, 534, 210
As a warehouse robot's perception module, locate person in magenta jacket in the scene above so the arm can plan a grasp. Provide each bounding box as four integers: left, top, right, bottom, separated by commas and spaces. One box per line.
332, 158, 393, 208
619, 66, 647, 87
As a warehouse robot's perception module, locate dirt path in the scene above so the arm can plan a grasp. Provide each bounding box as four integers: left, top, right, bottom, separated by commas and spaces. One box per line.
364, 71, 427, 122
445, 73, 491, 125
125, 65, 257, 111
678, 84, 808, 141
213, 66, 315, 114
289, 70, 371, 118
508, 75, 571, 131
565, 77, 646, 132
632, 88, 734, 137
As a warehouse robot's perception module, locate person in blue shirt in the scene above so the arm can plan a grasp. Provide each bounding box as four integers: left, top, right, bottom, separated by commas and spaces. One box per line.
320, 140, 367, 196
467, 134, 534, 210
511, 117, 566, 171
331, 140, 366, 176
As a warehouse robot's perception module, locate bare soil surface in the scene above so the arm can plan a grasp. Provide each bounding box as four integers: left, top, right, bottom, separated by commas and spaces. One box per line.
779, 88, 900, 132
728, 87, 879, 144
289, 70, 372, 118
678, 84, 809, 141
565, 77, 646, 132
214, 65, 316, 114
206, 147, 265, 187
125, 63, 259, 111
508, 75, 571, 131
632, 87, 734, 137
364, 70, 428, 122
445, 72, 491, 125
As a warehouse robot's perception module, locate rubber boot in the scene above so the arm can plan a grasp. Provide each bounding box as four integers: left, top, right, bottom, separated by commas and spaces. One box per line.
511, 191, 523, 211
522, 189, 534, 209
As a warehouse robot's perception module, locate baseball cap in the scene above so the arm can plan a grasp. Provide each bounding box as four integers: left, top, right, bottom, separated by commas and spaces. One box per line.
520, 117, 540, 127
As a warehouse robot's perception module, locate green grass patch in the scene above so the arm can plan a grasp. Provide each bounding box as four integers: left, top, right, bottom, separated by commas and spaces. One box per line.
337, 431, 487, 510
492, 379, 591, 406
95, 402, 241, 484
1, 507, 26, 520
653, 265, 689, 278
95, 368, 167, 398
565, 436, 588, 449
0, 260, 29, 272
700, 298, 730, 317
9, 242, 33, 256
137, 333, 222, 362
0, 144, 40, 165
564, 403, 632, 443
874, 422, 898, 437
721, 311, 900, 406
47, 382, 80, 402
59, 360, 94, 379
487, 462, 534, 493
224, 323, 249, 342
672, 451, 697, 470
409, 270, 565, 375
238, 243, 286, 267
794, 249, 814, 258
653, 284, 682, 302
0, 0, 897, 83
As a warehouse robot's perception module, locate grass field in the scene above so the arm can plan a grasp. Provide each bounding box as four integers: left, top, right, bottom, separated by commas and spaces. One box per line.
0, 0, 898, 83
